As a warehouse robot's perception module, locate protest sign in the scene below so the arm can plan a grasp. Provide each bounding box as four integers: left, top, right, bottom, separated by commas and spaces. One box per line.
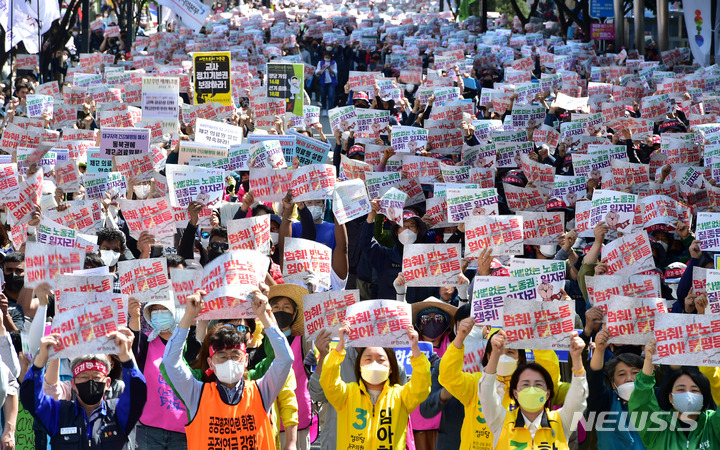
142, 76, 180, 133
504, 298, 575, 350
391, 126, 429, 153
198, 250, 270, 319
0, 164, 20, 202
24, 242, 85, 289
446, 186, 499, 221
509, 259, 566, 302
155, 0, 209, 32
379, 188, 407, 224
465, 215, 524, 258
48, 299, 119, 360
169, 268, 204, 308
511, 104, 546, 129
36, 218, 77, 249
329, 106, 357, 134
166, 164, 225, 207
291, 131, 331, 166
283, 238, 332, 290
303, 290, 359, 342
395, 342, 434, 376
290, 164, 336, 202
248, 139, 289, 169
517, 211, 565, 245
601, 231, 655, 275
267, 62, 304, 116
115, 153, 155, 183
117, 197, 177, 246
704, 269, 720, 314
194, 118, 244, 147
178, 140, 229, 165
471, 276, 539, 326
54, 271, 113, 305
697, 212, 720, 251
98, 127, 150, 159
5, 170, 42, 226
249, 168, 294, 202
345, 300, 412, 347
585, 274, 662, 308
55, 159, 82, 192
332, 179, 371, 225
26, 95, 53, 118
118, 258, 171, 303
550, 175, 586, 207
654, 314, 720, 366
402, 244, 462, 287
355, 109, 390, 139
227, 215, 271, 255
400, 156, 440, 184
577, 189, 637, 237
193, 52, 232, 105
603, 295, 668, 345
44, 201, 101, 234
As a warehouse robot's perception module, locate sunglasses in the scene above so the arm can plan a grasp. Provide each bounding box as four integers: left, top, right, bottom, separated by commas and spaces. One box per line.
224, 323, 250, 334
419, 314, 447, 325
209, 242, 229, 251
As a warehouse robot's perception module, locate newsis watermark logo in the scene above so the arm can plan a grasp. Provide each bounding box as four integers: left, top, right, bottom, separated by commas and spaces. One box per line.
571, 411, 699, 433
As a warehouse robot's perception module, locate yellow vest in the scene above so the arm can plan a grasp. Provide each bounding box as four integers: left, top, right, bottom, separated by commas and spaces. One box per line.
319, 349, 431, 449
495, 408, 568, 450
186, 380, 276, 450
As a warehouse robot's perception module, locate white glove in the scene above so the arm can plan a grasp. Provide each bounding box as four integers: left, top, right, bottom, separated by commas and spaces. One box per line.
303, 270, 321, 294
393, 273, 406, 302
457, 274, 469, 304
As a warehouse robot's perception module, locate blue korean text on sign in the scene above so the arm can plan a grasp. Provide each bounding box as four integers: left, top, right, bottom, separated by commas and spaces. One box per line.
590, 0, 614, 18
395, 342, 433, 376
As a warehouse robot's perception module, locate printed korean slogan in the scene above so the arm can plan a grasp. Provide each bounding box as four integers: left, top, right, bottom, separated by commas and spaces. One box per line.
345, 300, 413, 347
193, 52, 231, 105
267, 62, 304, 116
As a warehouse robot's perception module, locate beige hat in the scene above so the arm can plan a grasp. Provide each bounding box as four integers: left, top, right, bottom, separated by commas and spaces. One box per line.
268, 283, 309, 337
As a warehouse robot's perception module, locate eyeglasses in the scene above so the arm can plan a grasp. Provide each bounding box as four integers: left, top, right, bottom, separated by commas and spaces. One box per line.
419, 314, 447, 325
209, 242, 229, 251
224, 323, 250, 334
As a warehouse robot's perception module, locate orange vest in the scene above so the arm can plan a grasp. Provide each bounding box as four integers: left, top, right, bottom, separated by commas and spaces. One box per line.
185, 380, 276, 450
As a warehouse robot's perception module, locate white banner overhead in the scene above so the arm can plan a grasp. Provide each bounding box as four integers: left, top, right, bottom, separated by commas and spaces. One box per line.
683, 0, 712, 66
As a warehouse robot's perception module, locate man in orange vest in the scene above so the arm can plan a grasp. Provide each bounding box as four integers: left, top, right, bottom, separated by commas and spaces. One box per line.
161, 285, 293, 449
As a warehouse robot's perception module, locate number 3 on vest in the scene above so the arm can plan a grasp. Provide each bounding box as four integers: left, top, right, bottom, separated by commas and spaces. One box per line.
353, 408, 368, 430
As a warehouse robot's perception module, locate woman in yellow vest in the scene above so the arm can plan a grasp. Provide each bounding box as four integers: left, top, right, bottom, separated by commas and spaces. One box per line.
479, 330, 588, 450
319, 320, 432, 449
162, 288, 293, 450
438, 319, 570, 449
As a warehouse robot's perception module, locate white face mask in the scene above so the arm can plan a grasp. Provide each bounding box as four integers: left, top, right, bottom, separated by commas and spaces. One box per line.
566, 218, 575, 232
193, 252, 202, 263
538, 245, 556, 258
0, 212, 6, 224
324, 58, 331, 62
270, 232, 279, 245
360, 361, 390, 385
615, 381, 635, 401
497, 354, 518, 377
443, 233, 453, 242
398, 229, 417, 246
307, 205, 324, 221
134, 184, 150, 199
100, 250, 120, 267
213, 360, 244, 385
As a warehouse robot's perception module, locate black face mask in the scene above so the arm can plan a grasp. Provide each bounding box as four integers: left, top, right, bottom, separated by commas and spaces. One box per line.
75, 379, 106, 405
207, 246, 226, 262
420, 321, 448, 340
274, 311, 295, 330
4, 273, 24, 292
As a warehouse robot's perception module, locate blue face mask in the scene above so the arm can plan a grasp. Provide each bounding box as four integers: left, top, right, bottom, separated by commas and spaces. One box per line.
150, 310, 175, 332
